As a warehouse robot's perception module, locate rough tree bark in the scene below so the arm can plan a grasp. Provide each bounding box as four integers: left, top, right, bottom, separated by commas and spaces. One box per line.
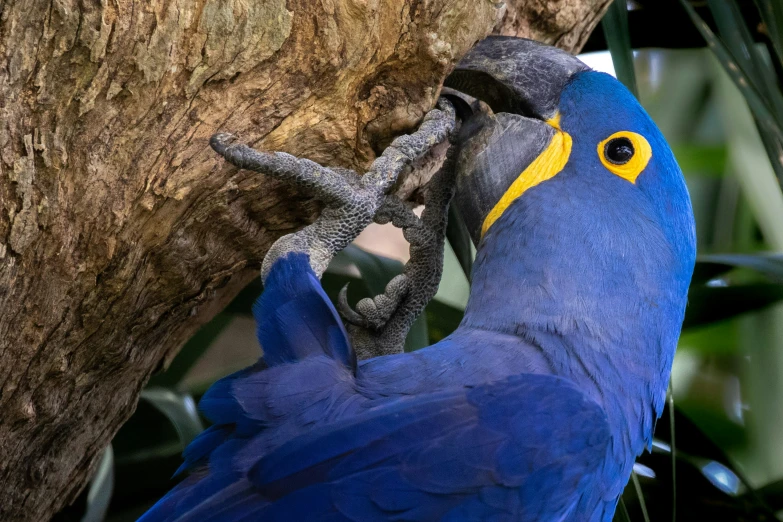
0, 0, 610, 519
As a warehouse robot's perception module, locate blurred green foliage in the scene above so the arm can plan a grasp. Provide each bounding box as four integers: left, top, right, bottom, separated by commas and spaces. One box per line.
54, 1, 783, 520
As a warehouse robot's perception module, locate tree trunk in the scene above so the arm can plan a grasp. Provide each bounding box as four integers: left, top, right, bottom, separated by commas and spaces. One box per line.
0, 0, 609, 519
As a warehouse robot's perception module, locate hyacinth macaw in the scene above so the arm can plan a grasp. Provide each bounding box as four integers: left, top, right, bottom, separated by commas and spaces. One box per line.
140, 37, 695, 521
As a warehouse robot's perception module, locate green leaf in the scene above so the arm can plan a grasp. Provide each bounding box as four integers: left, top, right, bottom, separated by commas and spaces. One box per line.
82, 445, 114, 522
667, 385, 677, 522
706, 0, 783, 186
684, 283, 783, 329
446, 204, 473, 282
602, 0, 639, 98
678, 320, 740, 356
672, 144, 727, 176
425, 298, 465, 342
624, 404, 781, 521
754, 0, 783, 65
697, 253, 783, 283
630, 472, 650, 522
707, 0, 783, 125
337, 244, 404, 296
111, 451, 183, 517
112, 402, 181, 465
711, 47, 783, 249
614, 499, 632, 522
654, 405, 782, 519
681, 0, 783, 151
140, 388, 204, 447
405, 315, 430, 352
752, 477, 783, 511
755, 116, 783, 187
223, 279, 264, 315
691, 260, 735, 286
148, 312, 234, 388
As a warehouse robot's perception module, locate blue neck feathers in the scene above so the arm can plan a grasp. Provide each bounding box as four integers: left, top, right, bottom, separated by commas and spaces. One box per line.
459, 164, 693, 486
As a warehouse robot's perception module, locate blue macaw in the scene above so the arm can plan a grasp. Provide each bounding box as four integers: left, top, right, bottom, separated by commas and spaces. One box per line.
140, 37, 695, 521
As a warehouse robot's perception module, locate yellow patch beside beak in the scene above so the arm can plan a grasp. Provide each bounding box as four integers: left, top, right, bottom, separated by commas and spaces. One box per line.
481, 129, 573, 237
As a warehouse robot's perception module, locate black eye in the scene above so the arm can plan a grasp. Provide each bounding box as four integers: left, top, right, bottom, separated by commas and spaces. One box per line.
604, 137, 635, 165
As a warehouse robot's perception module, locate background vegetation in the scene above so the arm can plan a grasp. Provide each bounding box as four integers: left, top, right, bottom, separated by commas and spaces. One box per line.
53, 1, 783, 520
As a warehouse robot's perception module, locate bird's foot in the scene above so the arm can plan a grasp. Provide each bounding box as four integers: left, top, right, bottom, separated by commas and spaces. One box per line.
338, 273, 410, 330
210, 98, 456, 281
339, 143, 459, 359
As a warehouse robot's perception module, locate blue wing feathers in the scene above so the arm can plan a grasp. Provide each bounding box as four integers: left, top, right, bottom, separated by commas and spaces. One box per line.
254, 253, 354, 371
251, 391, 471, 487
141, 253, 616, 522
242, 374, 609, 521
175, 253, 356, 467
198, 361, 267, 426
174, 425, 234, 477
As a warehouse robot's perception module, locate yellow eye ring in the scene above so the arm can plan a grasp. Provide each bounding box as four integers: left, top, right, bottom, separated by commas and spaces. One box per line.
597, 131, 652, 183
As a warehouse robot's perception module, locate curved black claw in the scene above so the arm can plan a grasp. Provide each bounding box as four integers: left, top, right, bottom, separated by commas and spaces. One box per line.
209, 132, 238, 156
338, 284, 370, 328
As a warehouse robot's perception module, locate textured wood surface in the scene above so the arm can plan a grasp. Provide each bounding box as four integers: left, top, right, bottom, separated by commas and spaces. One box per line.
0, 0, 610, 518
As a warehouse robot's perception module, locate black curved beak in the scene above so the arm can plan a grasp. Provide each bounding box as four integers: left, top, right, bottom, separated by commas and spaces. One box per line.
445, 36, 588, 122
443, 37, 589, 244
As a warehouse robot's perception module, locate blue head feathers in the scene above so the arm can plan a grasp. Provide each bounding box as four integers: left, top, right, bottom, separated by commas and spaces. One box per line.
447, 37, 696, 466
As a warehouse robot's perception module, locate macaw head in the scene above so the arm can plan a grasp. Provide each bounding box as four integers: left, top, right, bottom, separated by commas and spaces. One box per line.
444, 37, 696, 456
